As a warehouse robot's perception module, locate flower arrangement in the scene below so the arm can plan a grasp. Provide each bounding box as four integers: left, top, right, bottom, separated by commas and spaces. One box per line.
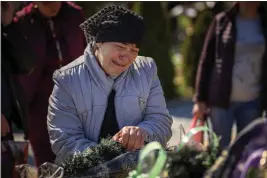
128, 125, 221, 178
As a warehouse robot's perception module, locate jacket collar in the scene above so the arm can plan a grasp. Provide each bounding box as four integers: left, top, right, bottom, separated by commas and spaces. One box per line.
83, 44, 129, 94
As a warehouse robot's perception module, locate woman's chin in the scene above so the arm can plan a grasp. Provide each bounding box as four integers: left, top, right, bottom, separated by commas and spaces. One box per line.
107, 70, 122, 76
110, 68, 127, 75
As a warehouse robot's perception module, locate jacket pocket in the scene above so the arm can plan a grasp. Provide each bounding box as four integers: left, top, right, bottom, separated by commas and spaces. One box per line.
139, 97, 147, 117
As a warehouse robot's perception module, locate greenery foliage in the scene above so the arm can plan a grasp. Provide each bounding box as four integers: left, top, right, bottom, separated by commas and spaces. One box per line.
132, 2, 177, 100
59, 138, 125, 177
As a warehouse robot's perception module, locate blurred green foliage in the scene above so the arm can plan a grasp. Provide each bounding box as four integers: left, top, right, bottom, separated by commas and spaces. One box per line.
132, 2, 177, 100
181, 9, 213, 89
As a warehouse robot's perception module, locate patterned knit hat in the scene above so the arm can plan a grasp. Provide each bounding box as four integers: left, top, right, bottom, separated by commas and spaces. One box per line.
80, 5, 145, 48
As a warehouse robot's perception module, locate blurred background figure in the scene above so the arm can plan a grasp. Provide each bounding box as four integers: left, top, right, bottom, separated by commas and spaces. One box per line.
193, 2, 267, 149
1, 2, 36, 177
3, 1, 86, 166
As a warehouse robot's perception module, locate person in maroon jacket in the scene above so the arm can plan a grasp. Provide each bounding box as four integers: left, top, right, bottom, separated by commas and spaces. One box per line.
192, 2, 267, 149
3, 2, 87, 166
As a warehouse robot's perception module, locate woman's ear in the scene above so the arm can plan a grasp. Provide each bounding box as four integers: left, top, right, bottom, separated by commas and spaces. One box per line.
95, 42, 102, 49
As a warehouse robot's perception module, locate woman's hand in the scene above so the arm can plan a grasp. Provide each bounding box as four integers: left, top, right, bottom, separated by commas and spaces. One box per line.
113, 126, 147, 151
192, 102, 208, 119
1, 114, 10, 136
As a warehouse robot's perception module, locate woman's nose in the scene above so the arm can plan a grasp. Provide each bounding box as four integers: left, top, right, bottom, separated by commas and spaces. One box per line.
119, 49, 132, 61
119, 53, 130, 62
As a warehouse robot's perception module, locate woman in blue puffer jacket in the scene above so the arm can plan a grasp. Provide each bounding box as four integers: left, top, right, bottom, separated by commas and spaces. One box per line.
47, 5, 173, 163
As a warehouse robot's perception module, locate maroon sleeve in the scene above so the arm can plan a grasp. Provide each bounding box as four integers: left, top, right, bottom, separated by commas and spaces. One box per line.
3, 5, 42, 105
3, 19, 36, 75
193, 18, 216, 103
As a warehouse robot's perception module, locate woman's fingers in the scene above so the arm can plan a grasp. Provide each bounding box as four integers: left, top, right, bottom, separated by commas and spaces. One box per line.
115, 126, 148, 151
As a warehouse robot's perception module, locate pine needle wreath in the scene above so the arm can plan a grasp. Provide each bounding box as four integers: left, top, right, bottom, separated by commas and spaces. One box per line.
59, 138, 126, 177
166, 144, 220, 178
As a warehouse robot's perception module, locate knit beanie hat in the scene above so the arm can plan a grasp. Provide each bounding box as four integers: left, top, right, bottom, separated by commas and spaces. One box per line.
80, 5, 145, 48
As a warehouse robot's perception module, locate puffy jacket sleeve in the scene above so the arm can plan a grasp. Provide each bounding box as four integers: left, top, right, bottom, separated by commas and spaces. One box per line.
137, 59, 173, 146
47, 70, 97, 163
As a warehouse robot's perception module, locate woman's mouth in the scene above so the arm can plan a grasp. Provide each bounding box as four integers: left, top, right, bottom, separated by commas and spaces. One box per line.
112, 60, 126, 67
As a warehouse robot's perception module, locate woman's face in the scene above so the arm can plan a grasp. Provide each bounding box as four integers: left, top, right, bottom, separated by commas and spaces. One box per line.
36, 2, 62, 17
95, 42, 139, 76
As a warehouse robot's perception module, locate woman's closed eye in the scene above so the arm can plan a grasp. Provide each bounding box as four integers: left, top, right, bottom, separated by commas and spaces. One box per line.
115, 44, 127, 50
114, 43, 139, 55
131, 49, 139, 55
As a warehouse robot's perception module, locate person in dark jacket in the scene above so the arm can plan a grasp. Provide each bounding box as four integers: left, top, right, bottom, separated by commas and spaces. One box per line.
193, 2, 267, 149
1, 2, 36, 177
3, 1, 87, 166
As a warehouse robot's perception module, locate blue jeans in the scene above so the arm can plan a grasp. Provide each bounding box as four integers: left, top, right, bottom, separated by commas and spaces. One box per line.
210, 98, 262, 149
